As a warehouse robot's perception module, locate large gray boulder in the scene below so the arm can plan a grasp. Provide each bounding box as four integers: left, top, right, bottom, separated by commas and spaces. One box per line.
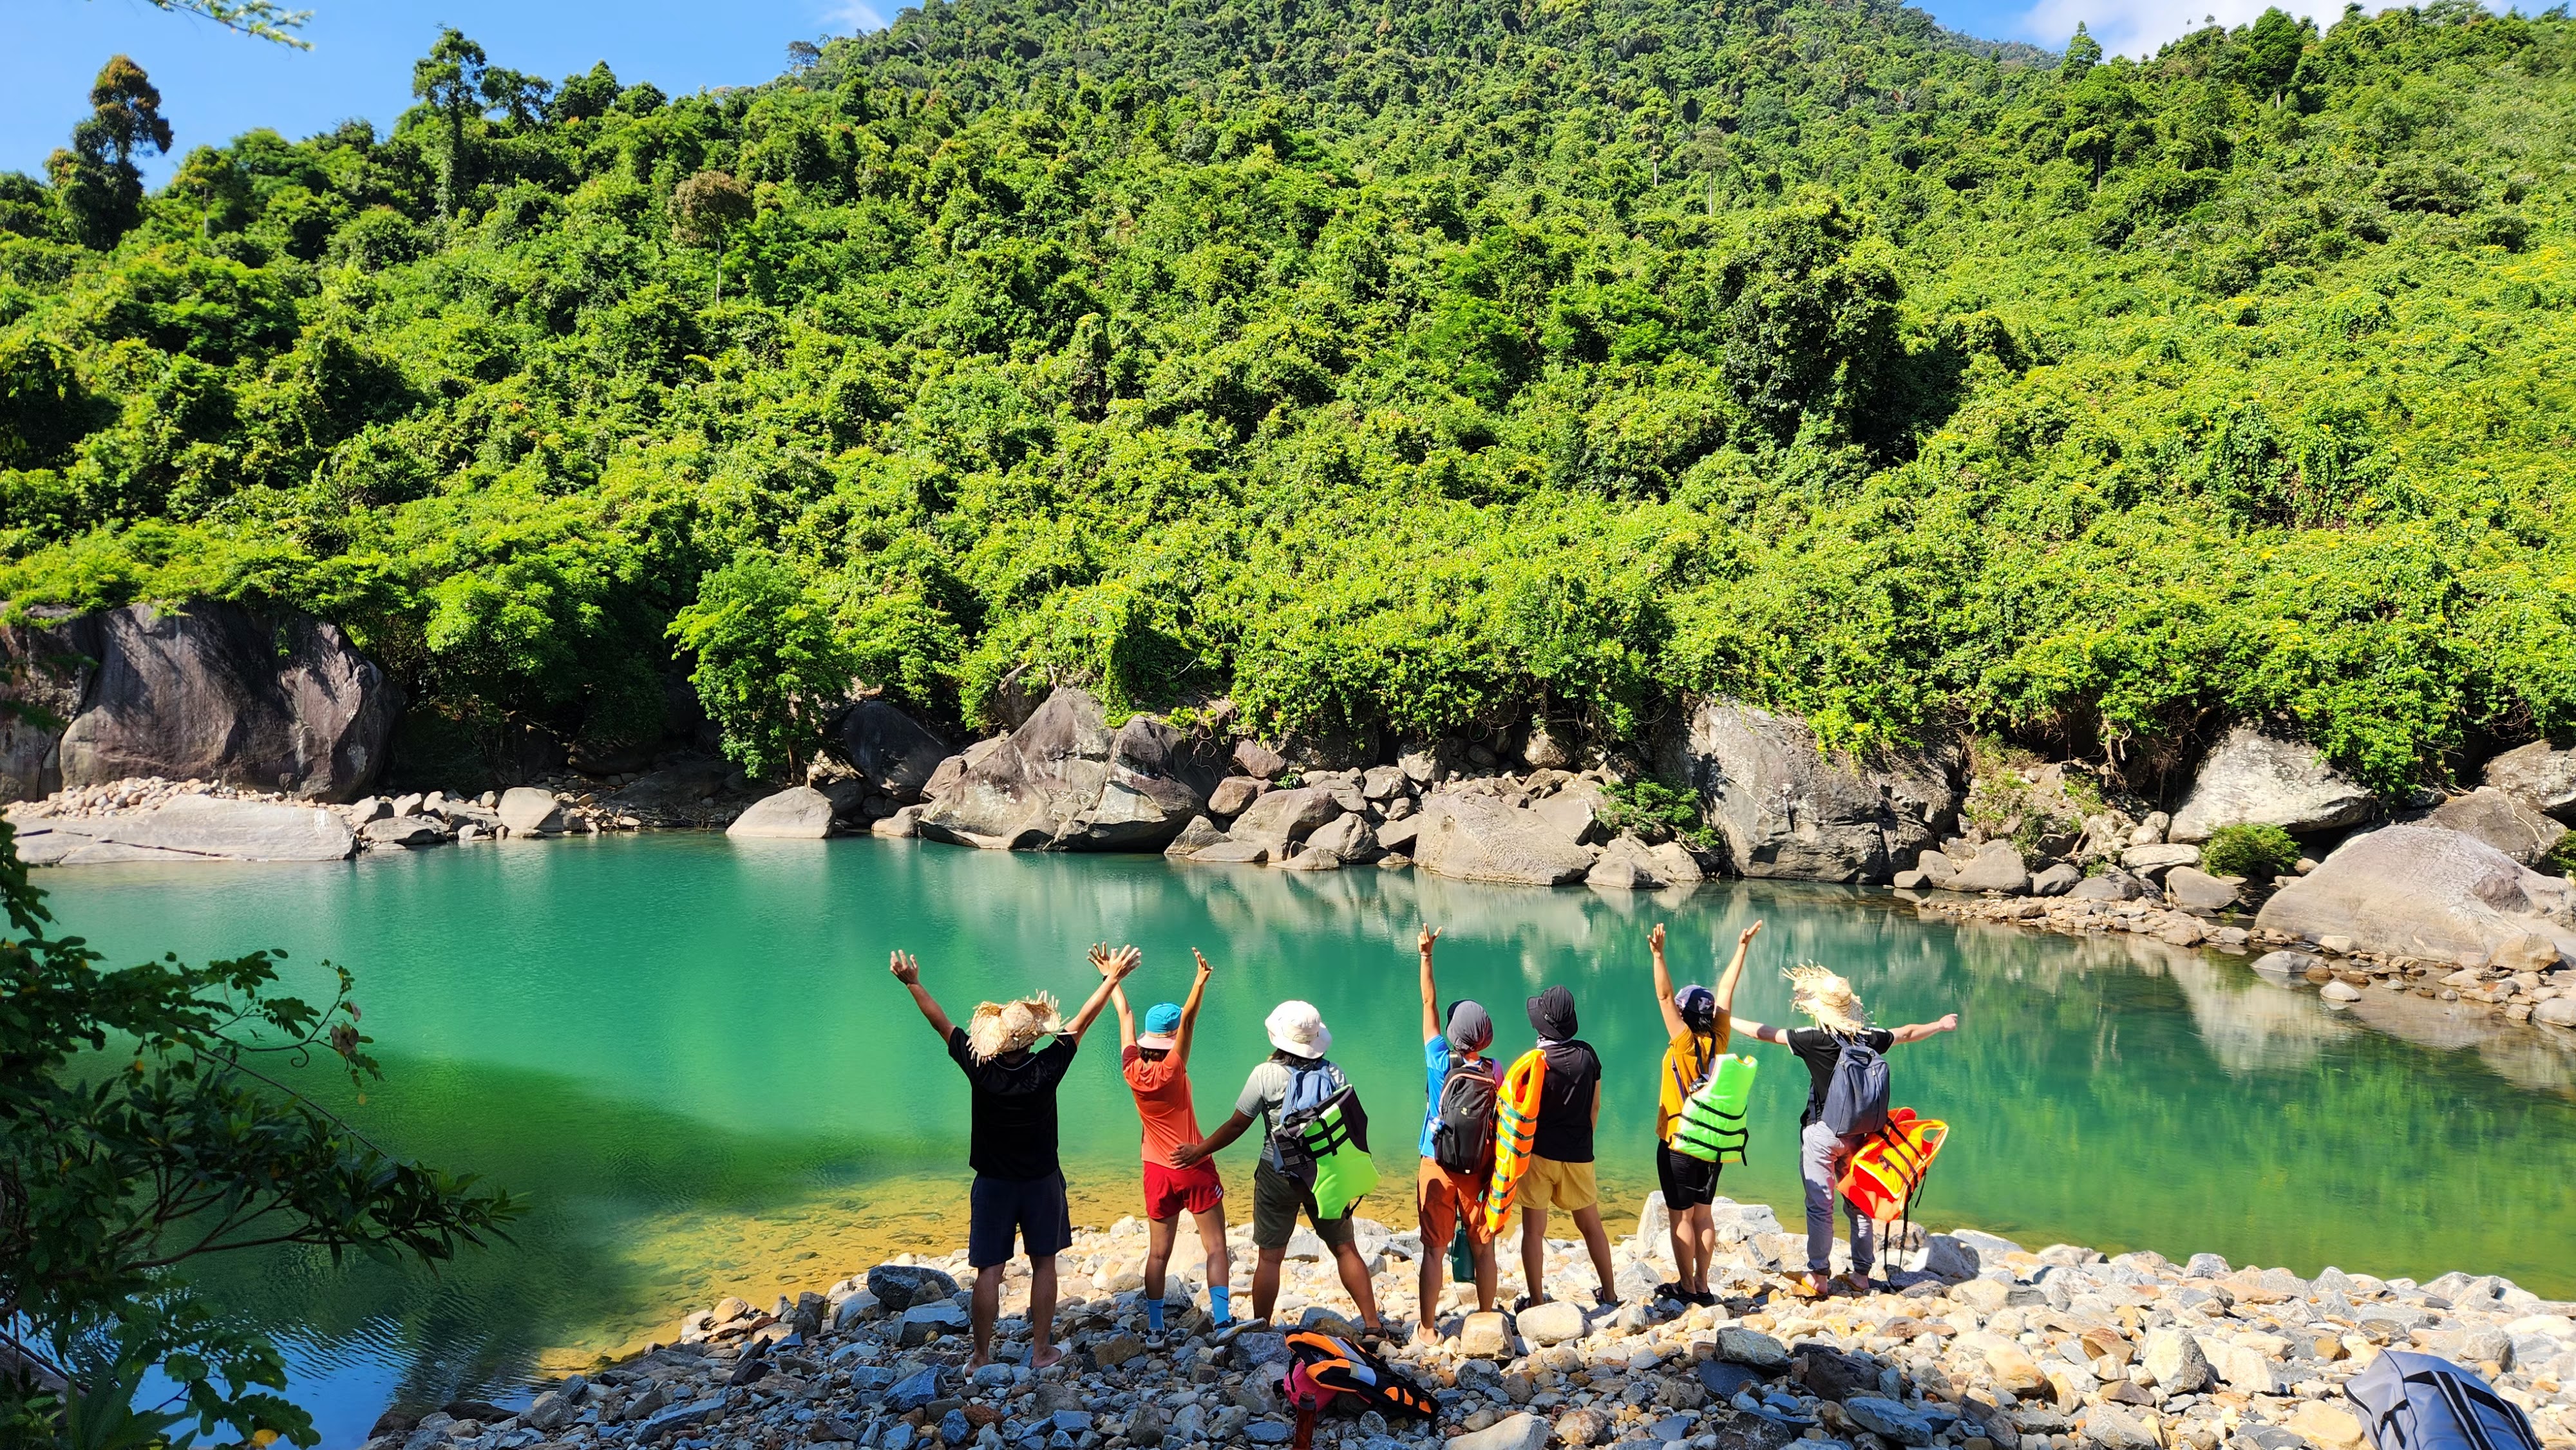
727, 786, 837, 839
2417, 787, 2566, 865
913, 690, 1226, 851
1659, 699, 1962, 883
15, 796, 357, 863
1410, 794, 1596, 886
2482, 740, 2576, 821
827, 701, 950, 804
1947, 843, 2029, 894
2257, 825, 2576, 961
1225, 786, 1343, 857
2168, 726, 2374, 843
2, 601, 399, 804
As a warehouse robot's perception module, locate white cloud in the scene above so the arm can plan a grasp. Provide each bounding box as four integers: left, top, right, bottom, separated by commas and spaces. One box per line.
2015, 0, 2336, 58
819, 0, 890, 34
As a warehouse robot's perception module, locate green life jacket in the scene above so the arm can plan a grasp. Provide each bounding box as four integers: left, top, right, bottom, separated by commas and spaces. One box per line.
1287, 1087, 1379, 1219
1667, 1052, 1757, 1164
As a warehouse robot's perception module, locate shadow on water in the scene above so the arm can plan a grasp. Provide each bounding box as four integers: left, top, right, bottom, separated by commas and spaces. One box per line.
40, 835, 2576, 1445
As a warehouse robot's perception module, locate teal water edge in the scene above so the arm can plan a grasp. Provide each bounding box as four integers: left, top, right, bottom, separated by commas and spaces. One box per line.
43, 835, 2576, 1445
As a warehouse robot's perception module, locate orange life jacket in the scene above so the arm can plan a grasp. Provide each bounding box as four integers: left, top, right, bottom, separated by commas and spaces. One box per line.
1837, 1106, 1948, 1225
1479, 1048, 1546, 1235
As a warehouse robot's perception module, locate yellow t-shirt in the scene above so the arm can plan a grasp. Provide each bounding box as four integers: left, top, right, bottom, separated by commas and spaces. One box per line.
1657, 1028, 1721, 1142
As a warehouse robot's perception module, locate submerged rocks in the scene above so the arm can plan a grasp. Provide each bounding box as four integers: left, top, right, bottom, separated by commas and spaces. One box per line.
727, 786, 837, 839
914, 691, 1227, 851
2, 601, 399, 805
1661, 698, 1961, 883
2257, 825, 2576, 963
2167, 726, 2374, 843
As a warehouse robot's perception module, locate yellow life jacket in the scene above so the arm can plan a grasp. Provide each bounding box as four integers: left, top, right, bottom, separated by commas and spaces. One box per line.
1480, 1048, 1546, 1235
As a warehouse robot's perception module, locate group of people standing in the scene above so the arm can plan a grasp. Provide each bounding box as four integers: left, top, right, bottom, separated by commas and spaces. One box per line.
888, 923, 1961, 1370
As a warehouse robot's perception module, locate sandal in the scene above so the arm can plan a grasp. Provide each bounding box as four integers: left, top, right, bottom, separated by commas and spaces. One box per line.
1653, 1281, 1685, 1303
1785, 1272, 1830, 1300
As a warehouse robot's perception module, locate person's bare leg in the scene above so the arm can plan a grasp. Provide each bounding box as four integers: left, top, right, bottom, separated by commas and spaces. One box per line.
1687, 1206, 1718, 1295
1668, 1209, 1696, 1292
1194, 1207, 1233, 1321
1332, 1239, 1383, 1332
1414, 1220, 1446, 1342
970, 1264, 1003, 1368
1472, 1234, 1499, 1312
1519, 1207, 1549, 1304
1144, 1214, 1178, 1310
1571, 1204, 1616, 1302
1029, 1256, 1062, 1368
1253, 1245, 1286, 1323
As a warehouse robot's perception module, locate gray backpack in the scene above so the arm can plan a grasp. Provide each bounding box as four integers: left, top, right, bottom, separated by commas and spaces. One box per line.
2345, 1351, 2540, 1450
1820, 1033, 1890, 1138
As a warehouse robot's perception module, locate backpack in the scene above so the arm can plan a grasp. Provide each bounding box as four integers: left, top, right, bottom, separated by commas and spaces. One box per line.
1819, 1033, 1891, 1138
1268, 1062, 1344, 1177
1430, 1057, 1497, 1173
2345, 1352, 2541, 1450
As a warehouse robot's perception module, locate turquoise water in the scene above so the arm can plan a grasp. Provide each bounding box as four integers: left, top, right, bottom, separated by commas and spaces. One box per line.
41, 834, 2576, 1446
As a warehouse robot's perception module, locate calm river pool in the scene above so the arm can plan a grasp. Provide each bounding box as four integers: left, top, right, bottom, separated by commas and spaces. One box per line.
42, 834, 2576, 1446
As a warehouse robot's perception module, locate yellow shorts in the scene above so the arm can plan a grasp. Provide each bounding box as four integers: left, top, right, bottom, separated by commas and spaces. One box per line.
1517, 1154, 1598, 1214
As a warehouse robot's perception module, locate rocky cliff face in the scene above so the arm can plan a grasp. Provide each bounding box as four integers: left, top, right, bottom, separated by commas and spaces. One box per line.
0, 601, 401, 805
1659, 699, 1964, 884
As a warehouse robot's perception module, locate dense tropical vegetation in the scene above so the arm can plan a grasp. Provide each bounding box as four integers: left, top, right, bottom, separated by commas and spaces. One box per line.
1, 0, 2571, 797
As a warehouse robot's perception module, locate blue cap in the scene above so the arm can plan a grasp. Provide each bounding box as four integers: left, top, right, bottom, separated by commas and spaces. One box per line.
1139, 1002, 1183, 1048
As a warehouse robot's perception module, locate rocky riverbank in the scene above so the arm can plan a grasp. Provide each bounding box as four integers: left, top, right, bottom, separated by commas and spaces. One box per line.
359, 1199, 2576, 1450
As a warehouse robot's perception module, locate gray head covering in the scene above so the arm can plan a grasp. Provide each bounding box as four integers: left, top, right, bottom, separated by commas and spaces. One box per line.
1445, 1000, 1493, 1053
1675, 984, 1718, 1033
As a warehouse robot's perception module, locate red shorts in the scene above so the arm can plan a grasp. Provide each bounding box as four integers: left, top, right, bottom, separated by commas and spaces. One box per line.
1143, 1158, 1225, 1219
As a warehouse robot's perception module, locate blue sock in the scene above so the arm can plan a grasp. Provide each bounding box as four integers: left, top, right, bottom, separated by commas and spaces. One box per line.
1210, 1285, 1232, 1324
1146, 1297, 1166, 1333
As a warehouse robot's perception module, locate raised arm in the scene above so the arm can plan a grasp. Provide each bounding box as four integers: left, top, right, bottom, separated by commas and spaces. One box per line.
1173, 949, 1214, 1067
1066, 944, 1141, 1040
1170, 1109, 1253, 1168
1889, 1012, 1960, 1045
889, 951, 955, 1041
1418, 924, 1443, 1044
1734, 1018, 1792, 1045
1712, 920, 1763, 1048
1651, 923, 1685, 1040
1108, 975, 1138, 1051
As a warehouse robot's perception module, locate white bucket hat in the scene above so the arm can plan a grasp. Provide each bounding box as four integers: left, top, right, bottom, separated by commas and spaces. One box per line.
1265, 999, 1331, 1059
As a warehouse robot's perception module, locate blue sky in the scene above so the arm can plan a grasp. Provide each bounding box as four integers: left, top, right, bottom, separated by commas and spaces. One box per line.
6, 0, 2337, 185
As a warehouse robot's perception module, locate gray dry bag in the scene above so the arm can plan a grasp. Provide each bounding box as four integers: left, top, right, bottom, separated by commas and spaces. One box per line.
2345, 1351, 2540, 1450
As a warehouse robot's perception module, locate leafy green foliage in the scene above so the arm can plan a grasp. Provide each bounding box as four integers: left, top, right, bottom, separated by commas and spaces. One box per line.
44, 57, 173, 250
2201, 822, 2304, 878
1600, 778, 1718, 849
1, 0, 2573, 794
0, 823, 522, 1445
668, 552, 853, 778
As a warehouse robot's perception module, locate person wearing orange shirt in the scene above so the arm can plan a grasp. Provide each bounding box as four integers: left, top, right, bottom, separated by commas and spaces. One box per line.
1105, 945, 1233, 1344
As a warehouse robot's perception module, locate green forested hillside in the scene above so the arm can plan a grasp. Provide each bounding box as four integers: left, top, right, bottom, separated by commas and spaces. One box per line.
1, 0, 2571, 795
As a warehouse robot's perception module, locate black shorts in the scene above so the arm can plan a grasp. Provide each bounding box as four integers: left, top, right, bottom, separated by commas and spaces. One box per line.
1656, 1144, 1720, 1211
969, 1170, 1074, 1268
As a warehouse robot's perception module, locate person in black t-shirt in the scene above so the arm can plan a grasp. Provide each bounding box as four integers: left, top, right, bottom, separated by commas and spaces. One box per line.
1736, 965, 1957, 1300
1513, 984, 1620, 1312
891, 945, 1137, 1369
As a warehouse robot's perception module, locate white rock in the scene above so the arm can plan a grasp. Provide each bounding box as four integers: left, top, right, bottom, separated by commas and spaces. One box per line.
727, 786, 837, 839
2169, 726, 2374, 842
498, 786, 564, 834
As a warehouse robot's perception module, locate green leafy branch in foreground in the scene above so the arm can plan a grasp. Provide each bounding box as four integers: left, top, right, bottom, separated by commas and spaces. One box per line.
115, 0, 313, 49
0, 822, 522, 1445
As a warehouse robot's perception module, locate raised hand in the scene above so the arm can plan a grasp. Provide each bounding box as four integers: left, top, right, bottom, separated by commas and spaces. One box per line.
889, 950, 921, 985
1088, 943, 1114, 975
1418, 923, 1441, 954
1191, 948, 1213, 978
1937, 1012, 1960, 1032
1649, 922, 1665, 956
1739, 920, 1765, 948
1106, 945, 1142, 979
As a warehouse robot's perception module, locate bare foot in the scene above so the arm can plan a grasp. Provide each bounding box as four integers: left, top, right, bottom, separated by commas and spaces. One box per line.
966, 1350, 994, 1371
1030, 1342, 1064, 1370
1410, 1323, 1443, 1350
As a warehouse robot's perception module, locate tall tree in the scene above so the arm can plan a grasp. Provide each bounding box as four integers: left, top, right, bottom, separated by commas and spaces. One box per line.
44, 55, 173, 250
669, 169, 754, 305
410, 28, 488, 221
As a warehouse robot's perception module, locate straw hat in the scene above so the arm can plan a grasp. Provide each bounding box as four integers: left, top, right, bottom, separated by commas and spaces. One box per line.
1265, 1000, 1331, 1059
1785, 964, 1869, 1035
967, 992, 1065, 1061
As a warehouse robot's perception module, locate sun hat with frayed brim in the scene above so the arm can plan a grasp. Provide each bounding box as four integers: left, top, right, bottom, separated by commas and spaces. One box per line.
1265, 1000, 1332, 1059
967, 992, 1065, 1061
1785, 964, 1869, 1035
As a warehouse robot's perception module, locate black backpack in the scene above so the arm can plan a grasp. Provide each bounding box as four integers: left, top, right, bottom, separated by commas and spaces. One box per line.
1429, 1057, 1496, 1172
1820, 1033, 1891, 1138
2346, 1351, 2541, 1450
